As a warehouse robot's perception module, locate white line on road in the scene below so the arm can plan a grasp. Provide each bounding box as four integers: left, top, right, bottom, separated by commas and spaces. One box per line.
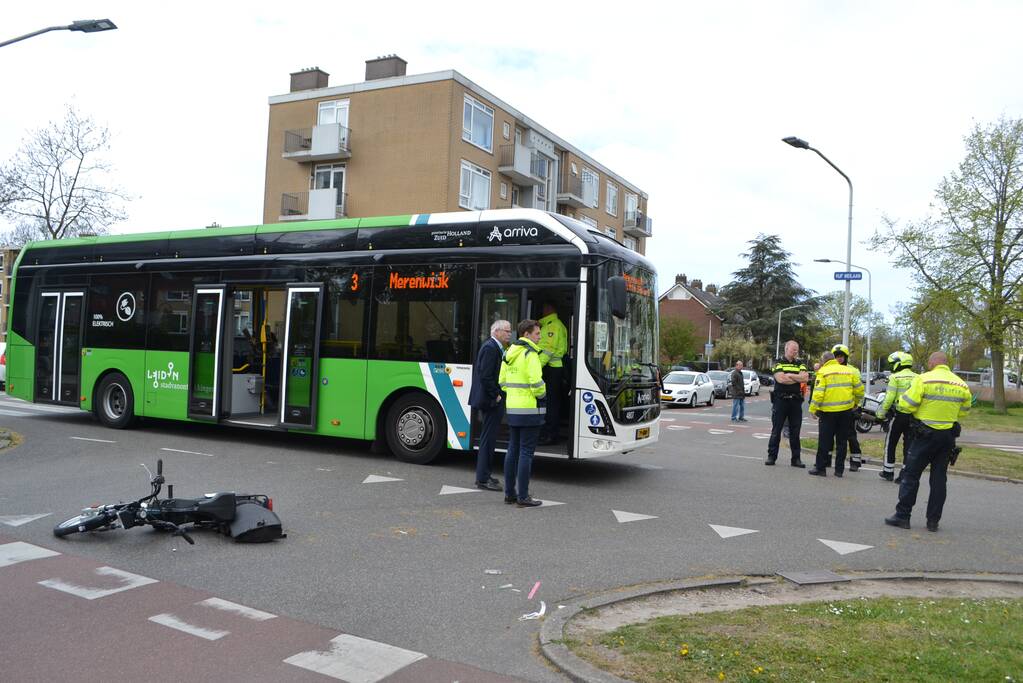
708, 429, 734, 435
39, 566, 158, 600
0, 513, 52, 527
284, 633, 427, 682
721, 453, 761, 460
70, 437, 116, 444
198, 597, 277, 621
148, 613, 230, 640
0, 541, 60, 568
0, 408, 32, 417
161, 448, 214, 457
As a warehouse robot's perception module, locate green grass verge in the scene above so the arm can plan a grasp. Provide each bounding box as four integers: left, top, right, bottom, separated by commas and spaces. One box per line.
569, 597, 1023, 682
961, 402, 1023, 433
800, 438, 1023, 480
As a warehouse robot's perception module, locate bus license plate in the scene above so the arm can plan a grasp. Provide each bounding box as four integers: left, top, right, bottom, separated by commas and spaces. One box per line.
636, 427, 650, 440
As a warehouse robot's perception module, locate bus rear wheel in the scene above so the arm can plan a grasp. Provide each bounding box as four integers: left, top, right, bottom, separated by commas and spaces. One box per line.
95, 372, 135, 429
385, 393, 446, 465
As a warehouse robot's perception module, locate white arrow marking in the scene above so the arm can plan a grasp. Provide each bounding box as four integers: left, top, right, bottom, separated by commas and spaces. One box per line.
709, 524, 759, 539
818, 538, 874, 556
708, 429, 734, 435
0, 513, 52, 527
537, 499, 565, 507
362, 475, 404, 484
613, 509, 658, 524
439, 485, 480, 495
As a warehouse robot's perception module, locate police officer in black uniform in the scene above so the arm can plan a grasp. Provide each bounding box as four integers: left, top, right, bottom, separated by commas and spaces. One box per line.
766, 339, 808, 467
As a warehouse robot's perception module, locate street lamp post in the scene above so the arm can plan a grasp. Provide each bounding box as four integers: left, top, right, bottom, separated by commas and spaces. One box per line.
776, 304, 808, 360
0, 19, 117, 49
782, 136, 854, 347
815, 258, 873, 393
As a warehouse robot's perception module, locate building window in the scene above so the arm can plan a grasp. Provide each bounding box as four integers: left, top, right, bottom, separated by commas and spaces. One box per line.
502, 122, 511, 140
462, 94, 494, 153
606, 182, 618, 217
500, 182, 508, 200
623, 237, 637, 251
581, 168, 599, 208
580, 215, 598, 228
604, 227, 616, 239
318, 99, 349, 126
313, 163, 346, 210
570, 162, 578, 175
459, 160, 491, 210
625, 192, 639, 223
511, 186, 519, 207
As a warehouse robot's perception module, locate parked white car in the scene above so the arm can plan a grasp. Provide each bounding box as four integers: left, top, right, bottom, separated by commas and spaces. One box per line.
660, 371, 716, 407
742, 370, 760, 396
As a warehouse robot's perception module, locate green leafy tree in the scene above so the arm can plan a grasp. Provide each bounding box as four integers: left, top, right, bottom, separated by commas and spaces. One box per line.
872, 117, 1023, 412
718, 234, 816, 346
711, 330, 769, 369
659, 316, 698, 366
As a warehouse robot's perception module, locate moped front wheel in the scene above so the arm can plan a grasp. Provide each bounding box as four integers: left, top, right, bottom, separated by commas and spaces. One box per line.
53, 510, 116, 538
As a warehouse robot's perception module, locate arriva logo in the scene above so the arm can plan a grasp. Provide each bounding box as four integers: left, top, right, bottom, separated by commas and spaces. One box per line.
146, 361, 186, 391
487, 226, 539, 242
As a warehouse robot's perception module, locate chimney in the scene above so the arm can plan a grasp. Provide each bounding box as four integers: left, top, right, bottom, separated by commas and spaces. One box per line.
675, 273, 688, 286
290, 67, 329, 93
692, 279, 703, 290
365, 54, 407, 81
706, 284, 718, 295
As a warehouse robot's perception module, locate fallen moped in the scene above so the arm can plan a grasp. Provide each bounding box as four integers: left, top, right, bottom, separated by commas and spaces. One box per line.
53, 459, 284, 544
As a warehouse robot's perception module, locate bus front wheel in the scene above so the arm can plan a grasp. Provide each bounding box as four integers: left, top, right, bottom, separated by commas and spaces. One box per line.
95, 372, 136, 429
385, 393, 446, 465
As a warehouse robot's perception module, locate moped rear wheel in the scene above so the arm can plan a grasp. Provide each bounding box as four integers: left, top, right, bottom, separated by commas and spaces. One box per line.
53, 511, 115, 537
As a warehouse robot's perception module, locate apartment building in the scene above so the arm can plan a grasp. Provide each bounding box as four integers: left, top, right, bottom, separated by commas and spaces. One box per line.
262, 56, 652, 253
0, 248, 19, 342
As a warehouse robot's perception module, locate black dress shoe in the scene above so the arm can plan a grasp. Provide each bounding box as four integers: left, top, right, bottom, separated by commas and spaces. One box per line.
475, 478, 502, 491
808, 468, 826, 477
504, 496, 517, 504
885, 515, 911, 529
791, 460, 806, 468
879, 471, 894, 481
516, 497, 542, 507
764, 459, 776, 466
926, 520, 939, 532
894, 474, 903, 484
834, 470, 844, 478
849, 461, 860, 472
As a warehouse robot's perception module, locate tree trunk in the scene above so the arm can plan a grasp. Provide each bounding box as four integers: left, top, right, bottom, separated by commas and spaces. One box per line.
991, 346, 1007, 413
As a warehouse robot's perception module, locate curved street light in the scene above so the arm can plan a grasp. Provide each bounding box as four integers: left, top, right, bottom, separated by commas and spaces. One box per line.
776, 304, 809, 360
0, 19, 117, 49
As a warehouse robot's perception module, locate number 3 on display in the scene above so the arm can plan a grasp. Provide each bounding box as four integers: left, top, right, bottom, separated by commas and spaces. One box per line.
350, 273, 359, 291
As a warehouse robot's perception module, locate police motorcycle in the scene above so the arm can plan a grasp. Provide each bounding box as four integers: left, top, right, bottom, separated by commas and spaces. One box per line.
54, 460, 284, 544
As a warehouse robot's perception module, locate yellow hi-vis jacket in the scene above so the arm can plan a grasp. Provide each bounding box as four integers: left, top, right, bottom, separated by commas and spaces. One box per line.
499, 337, 547, 426
809, 359, 864, 415
538, 312, 568, 368
898, 364, 971, 430
878, 367, 917, 419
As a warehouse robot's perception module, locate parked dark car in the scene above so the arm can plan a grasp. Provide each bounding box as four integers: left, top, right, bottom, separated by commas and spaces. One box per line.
707, 370, 732, 398
756, 371, 774, 387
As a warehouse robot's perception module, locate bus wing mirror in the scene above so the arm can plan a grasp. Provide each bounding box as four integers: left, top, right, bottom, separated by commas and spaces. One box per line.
609, 276, 627, 319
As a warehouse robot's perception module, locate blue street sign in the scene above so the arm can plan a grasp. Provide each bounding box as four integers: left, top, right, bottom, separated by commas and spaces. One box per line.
834, 271, 863, 281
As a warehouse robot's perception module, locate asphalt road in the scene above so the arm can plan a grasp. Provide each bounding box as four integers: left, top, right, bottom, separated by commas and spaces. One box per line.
1, 391, 1021, 682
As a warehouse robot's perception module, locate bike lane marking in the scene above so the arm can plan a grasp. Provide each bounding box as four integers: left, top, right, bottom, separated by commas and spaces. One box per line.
283, 633, 427, 682
149, 613, 230, 640
0, 541, 60, 568
199, 597, 277, 621
38, 565, 158, 599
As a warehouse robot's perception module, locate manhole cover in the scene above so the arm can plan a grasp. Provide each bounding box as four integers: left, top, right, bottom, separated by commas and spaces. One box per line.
777, 569, 850, 585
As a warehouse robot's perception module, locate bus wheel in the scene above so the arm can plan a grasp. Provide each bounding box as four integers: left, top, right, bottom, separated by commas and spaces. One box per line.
385, 393, 446, 465
95, 373, 135, 429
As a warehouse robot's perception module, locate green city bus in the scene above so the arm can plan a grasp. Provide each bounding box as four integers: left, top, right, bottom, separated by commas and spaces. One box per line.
6, 208, 659, 463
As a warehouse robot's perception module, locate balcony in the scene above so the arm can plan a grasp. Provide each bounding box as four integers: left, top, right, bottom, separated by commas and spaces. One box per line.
282, 123, 351, 162
557, 172, 586, 208
624, 210, 652, 238
498, 144, 544, 186
280, 189, 348, 221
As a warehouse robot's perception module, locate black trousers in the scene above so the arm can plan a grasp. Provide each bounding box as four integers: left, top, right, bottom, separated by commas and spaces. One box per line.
475, 402, 505, 484
541, 365, 564, 440
883, 412, 915, 473
815, 410, 851, 472
767, 395, 803, 462
895, 426, 953, 522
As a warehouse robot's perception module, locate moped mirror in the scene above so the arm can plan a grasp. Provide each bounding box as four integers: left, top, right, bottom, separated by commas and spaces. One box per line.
157, 459, 163, 475
608, 276, 627, 319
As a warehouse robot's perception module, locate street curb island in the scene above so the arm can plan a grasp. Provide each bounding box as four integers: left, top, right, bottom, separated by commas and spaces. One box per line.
799, 450, 1023, 485
539, 572, 1023, 683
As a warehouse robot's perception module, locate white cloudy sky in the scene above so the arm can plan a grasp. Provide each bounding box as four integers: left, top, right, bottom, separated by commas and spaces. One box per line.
4, 1, 1022, 324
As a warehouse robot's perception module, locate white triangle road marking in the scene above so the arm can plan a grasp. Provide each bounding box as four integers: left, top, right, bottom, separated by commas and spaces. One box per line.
0, 541, 60, 568
362, 475, 404, 484
0, 513, 52, 527
709, 524, 759, 539
439, 485, 480, 495
818, 538, 874, 556
612, 509, 658, 523
537, 499, 565, 508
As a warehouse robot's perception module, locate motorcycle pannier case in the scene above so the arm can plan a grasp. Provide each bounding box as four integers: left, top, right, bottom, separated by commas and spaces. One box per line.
229, 501, 284, 543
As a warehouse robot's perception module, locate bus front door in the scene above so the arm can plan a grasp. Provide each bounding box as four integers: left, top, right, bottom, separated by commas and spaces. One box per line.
35, 291, 85, 405
187, 286, 228, 421
279, 284, 323, 429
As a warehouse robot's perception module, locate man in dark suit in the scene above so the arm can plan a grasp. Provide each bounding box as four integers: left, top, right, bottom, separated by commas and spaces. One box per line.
469, 319, 513, 490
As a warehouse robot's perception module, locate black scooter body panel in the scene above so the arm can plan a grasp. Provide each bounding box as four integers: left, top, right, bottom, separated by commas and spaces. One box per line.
230, 501, 284, 543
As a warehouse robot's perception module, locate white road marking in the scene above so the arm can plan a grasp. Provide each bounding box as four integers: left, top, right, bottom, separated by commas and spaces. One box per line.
818, 538, 874, 556
161, 448, 214, 457
976, 443, 1023, 453
363, 475, 404, 484
709, 524, 759, 539
691, 420, 711, 424
70, 437, 116, 444
148, 613, 230, 640
659, 417, 676, 422
0, 398, 78, 414
752, 433, 771, 439
0, 541, 60, 568
0, 408, 32, 417
537, 499, 565, 508
39, 566, 158, 600
612, 509, 658, 524
283, 633, 427, 682
438, 485, 480, 495
666, 425, 691, 431
198, 597, 277, 621
708, 428, 734, 435
0, 513, 52, 527
721, 453, 761, 460
637, 464, 664, 470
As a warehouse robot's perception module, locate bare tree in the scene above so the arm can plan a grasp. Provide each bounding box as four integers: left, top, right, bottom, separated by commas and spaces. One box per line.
872, 117, 1023, 413
0, 105, 129, 244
